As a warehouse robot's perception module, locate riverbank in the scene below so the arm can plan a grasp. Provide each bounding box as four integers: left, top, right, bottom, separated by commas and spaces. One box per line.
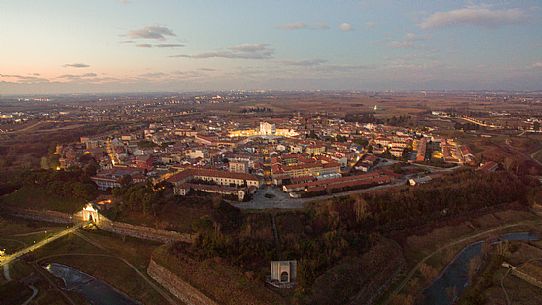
459, 237, 542, 305
380, 208, 541, 305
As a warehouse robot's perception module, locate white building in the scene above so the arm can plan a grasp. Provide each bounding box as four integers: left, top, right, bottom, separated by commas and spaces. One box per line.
260, 121, 276, 135
268, 260, 297, 288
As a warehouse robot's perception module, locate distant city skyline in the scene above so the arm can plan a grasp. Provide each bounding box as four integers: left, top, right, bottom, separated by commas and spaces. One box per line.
1, 0, 542, 94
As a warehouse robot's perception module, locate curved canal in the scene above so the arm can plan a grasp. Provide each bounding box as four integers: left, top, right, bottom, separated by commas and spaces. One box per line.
44, 263, 140, 305
422, 231, 539, 305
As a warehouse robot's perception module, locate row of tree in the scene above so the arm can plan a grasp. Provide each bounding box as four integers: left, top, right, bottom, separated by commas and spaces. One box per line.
171, 168, 535, 304
111, 181, 174, 217
4, 167, 99, 201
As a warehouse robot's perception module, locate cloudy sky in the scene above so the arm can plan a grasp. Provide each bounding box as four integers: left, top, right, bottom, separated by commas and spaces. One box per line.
1, 0, 542, 94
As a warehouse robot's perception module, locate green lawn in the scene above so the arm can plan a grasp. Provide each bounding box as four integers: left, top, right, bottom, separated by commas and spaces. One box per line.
0, 228, 170, 305
30, 229, 169, 305
1, 186, 85, 213
0, 215, 65, 254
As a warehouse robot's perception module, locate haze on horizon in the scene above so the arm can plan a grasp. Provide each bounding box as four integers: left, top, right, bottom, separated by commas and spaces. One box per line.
1, 0, 542, 95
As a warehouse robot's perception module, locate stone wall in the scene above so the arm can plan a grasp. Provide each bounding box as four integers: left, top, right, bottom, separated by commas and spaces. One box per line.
3, 207, 74, 224
3, 207, 194, 244
147, 259, 218, 305
98, 218, 194, 244
511, 269, 542, 289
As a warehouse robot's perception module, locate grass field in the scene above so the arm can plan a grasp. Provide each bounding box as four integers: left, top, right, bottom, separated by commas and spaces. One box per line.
108, 195, 218, 233
31, 229, 168, 305
0, 215, 65, 254
0, 224, 172, 305
1, 186, 85, 213
153, 246, 286, 305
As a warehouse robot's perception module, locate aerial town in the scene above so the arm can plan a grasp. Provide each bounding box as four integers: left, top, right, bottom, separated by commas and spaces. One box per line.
2, 1, 542, 305
2, 90, 542, 305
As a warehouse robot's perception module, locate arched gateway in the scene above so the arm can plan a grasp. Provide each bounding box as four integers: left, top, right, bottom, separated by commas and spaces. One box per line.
268, 260, 297, 288
82, 203, 100, 225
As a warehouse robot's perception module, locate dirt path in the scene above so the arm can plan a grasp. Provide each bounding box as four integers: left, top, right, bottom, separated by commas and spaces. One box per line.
12, 230, 52, 237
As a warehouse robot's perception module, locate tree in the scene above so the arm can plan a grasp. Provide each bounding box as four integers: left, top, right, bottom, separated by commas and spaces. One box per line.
353, 196, 369, 223
355, 138, 369, 147
119, 174, 133, 187
390, 294, 415, 305
82, 161, 98, 177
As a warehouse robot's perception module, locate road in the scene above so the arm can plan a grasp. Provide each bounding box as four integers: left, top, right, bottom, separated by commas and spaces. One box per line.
459, 116, 501, 128
235, 174, 428, 210
234, 160, 463, 210
233, 187, 304, 210
409, 163, 462, 173
5, 121, 52, 134
21, 285, 38, 305
0, 224, 81, 267
233, 180, 409, 210
301, 179, 410, 204
3, 264, 11, 281
380, 220, 539, 305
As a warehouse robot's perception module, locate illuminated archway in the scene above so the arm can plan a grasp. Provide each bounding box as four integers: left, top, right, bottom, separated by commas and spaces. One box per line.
82, 203, 100, 225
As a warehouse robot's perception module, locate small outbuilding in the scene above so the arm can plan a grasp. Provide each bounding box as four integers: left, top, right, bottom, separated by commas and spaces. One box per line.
268, 260, 297, 288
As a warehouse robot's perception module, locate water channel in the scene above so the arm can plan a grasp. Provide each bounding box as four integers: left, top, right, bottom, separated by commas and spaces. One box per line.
422, 231, 539, 305
44, 262, 140, 305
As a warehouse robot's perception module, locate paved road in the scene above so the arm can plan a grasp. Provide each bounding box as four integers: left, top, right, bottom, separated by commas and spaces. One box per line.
5, 121, 50, 134
234, 179, 411, 210
22, 285, 39, 305
381, 220, 540, 305
301, 179, 410, 204
3, 264, 11, 281
234, 161, 463, 210
0, 224, 81, 267
409, 163, 462, 173
21, 285, 38, 305
233, 187, 305, 210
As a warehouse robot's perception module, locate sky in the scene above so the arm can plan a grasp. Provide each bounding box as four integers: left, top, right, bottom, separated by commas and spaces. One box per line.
1, 0, 542, 94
